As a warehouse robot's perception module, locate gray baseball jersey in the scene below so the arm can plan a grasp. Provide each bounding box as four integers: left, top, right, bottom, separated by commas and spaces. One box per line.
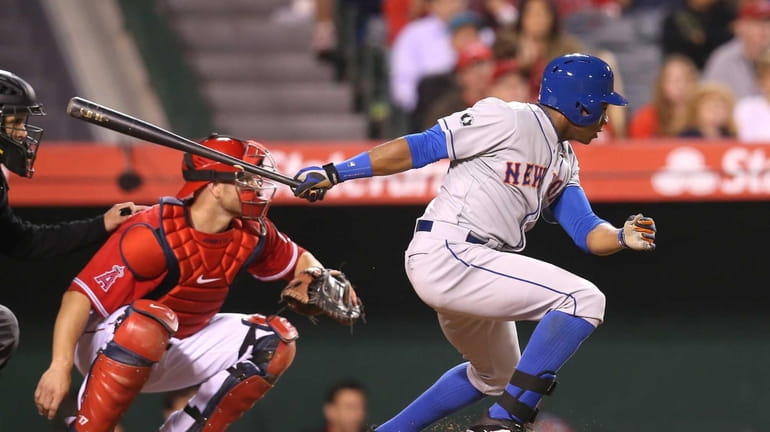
424, 97, 580, 251
405, 97, 605, 395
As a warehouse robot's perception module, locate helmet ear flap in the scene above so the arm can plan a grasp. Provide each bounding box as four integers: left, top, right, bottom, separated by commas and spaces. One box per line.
575, 101, 594, 125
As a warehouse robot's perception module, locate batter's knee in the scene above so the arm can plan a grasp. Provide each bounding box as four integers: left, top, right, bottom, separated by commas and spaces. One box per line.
570, 280, 606, 324
466, 362, 511, 396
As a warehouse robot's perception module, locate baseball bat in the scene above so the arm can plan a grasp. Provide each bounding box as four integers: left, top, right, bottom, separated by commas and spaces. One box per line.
66, 97, 301, 188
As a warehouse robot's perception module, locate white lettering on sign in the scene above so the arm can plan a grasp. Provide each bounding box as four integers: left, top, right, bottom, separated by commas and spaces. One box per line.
652, 146, 770, 196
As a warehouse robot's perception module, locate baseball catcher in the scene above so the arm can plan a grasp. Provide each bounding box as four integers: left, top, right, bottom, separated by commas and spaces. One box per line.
34, 135, 360, 432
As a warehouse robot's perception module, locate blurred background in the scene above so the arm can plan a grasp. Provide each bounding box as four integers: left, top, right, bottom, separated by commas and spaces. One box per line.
2, 0, 770, 431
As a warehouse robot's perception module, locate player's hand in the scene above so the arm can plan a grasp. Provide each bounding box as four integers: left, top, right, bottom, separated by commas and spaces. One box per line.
103, 201, 149, 232
292, 164, 341, 202
619, 213, 656, 251
34, 364, 72, 420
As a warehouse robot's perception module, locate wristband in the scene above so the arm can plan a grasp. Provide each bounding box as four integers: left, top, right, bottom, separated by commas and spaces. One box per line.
321, 163, 341, 184
334, 152, 373, 182
617, 229, 628, 249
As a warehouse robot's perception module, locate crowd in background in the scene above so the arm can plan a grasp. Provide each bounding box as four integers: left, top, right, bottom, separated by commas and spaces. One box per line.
311, 0, 770, 142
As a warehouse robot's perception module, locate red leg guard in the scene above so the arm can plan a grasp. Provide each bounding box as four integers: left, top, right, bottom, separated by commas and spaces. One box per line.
200, 340, 296, 432
72, 301, 177, 432
72, 356, 153, 432
264, 337, 296, 380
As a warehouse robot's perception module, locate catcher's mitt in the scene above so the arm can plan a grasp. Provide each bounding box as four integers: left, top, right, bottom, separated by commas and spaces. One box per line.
280, 267, 363, 326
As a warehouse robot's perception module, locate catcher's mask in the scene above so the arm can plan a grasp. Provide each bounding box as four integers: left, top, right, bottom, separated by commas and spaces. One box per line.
177, 134, 277, 220
0, 70, 45, 178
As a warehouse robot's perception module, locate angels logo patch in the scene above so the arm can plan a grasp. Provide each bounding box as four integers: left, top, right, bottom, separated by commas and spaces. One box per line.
94, 265, 126, 292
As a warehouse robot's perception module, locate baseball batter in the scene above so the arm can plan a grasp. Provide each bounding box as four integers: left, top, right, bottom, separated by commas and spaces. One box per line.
293, 54, 657, 432
33, 136, 351, 432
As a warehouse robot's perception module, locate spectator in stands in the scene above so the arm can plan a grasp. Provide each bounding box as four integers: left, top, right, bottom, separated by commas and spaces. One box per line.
468, 0, 519, 28
385, 0, 428, 45
390, 0, 468, 117
304, 379, 368, 432
702, 0, 770, 99
450, 10, 490, 52
423, 41, 496, 129
313, 0, 337, 59
553, 0, 627, 18
487, 59, 532, 102
661, 0, 736, 69
412, 9, 487, 132
629, 54, 700, 138
493, 0, 584, 97
679, 83, 737, 138
162, 386, 200, 421
468, 0, 519, 30
735, 47, 770, 142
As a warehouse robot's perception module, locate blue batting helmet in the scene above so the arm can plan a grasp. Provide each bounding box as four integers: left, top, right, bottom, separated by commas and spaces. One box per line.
537, 53, 627, 126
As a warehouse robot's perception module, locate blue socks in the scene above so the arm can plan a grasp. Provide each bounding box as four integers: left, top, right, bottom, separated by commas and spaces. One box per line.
377, 362, 484, 432
376, 312, 596, 430
488, 311, 596, 423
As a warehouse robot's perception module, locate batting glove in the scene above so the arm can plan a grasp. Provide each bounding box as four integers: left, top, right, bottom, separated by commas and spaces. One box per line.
293, 163, 341, 202
618, 213, 656, 251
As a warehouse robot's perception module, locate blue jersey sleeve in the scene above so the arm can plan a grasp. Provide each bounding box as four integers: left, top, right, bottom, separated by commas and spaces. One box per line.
405, 124, 448, 168
550, 185, 607, 253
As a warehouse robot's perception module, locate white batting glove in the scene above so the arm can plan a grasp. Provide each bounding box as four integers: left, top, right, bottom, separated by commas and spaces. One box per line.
618, 213, 656, 251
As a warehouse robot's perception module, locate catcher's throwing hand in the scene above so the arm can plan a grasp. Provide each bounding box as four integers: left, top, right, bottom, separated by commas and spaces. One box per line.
618, 213, 656, 251
34, 364, 71, 419
293, 164, 341, 202
281, 267, 363, 325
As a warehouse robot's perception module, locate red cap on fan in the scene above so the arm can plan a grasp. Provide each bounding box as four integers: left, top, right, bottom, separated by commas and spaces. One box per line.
492, 59, 524, 82
456, 42, 494, 71
738, 1, 770, 20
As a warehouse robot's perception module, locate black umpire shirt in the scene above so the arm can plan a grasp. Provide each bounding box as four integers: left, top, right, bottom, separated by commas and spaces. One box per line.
0, 171, 108, 259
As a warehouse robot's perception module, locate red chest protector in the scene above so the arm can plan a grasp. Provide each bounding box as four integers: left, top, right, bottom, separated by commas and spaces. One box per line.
148, 198, 265, 338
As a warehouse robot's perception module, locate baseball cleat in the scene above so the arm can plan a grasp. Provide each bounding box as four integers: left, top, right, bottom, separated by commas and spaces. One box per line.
466, 412, 531, 432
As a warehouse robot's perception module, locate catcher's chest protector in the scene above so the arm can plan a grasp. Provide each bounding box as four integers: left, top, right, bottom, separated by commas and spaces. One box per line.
152, 199, 264, 338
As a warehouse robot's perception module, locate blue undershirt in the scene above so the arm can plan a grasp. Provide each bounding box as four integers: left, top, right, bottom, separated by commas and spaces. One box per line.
549, 185, 606, 252
404, 124, 448, 167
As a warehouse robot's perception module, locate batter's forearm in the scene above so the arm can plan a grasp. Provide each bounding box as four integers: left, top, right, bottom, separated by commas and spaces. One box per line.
370, 138, 414, 175
49, 291, 92, 368
585, 223, 624, 256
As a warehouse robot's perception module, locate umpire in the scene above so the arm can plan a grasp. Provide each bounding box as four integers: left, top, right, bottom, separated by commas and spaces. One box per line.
0, 70, 145, 370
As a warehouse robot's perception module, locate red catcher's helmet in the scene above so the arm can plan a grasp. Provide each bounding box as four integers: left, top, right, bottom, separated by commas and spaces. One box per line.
177, 134, 277, 220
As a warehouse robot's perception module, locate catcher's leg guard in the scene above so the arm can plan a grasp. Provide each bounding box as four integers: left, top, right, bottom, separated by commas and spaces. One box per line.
163, 314, 296, 432
72, 300, 178, 432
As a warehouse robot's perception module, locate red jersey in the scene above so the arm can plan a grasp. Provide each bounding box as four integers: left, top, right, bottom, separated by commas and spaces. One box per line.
68, 198, 305, 338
